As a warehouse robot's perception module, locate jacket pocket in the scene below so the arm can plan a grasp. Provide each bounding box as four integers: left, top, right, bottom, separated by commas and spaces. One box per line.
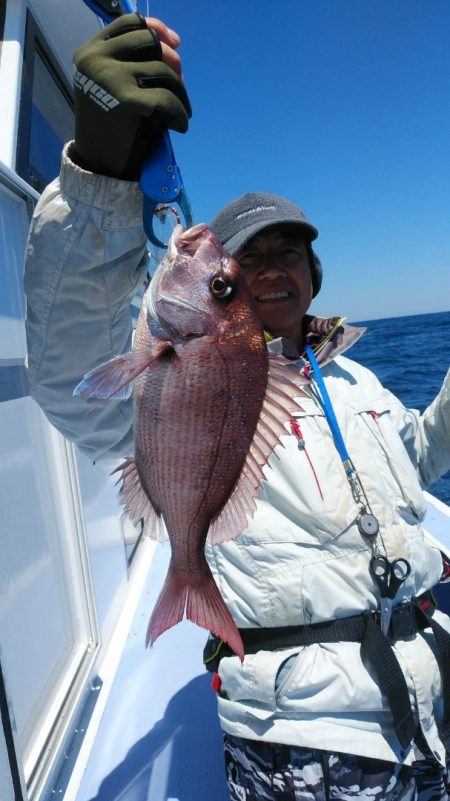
218, 648, 301, 720
257, 405, 358, 541
275, 642, 388, 715
347, 399, 426, 521
274, 647, 314, 699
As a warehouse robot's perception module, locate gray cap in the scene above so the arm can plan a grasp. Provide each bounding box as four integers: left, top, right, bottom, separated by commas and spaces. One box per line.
210, 192, 318, 257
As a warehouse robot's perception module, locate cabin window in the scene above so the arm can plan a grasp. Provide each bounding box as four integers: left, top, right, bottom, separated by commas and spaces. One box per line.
17, 12, 74, 192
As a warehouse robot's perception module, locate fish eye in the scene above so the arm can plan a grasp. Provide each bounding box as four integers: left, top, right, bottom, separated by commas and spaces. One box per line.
209, 274, 234, 299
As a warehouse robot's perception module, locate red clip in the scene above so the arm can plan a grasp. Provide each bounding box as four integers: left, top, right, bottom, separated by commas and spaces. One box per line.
369, 410, 379, 419
211, 672, 222, 693
290, 418, 303, 441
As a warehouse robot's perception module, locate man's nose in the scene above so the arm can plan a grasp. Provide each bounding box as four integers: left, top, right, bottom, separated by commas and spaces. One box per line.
257, 253, 286, 278
257, 262, 286, 279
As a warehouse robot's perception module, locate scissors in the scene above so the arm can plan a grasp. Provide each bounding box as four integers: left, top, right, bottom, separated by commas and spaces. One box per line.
369, 554, 411, 636
82, 0, 193, 248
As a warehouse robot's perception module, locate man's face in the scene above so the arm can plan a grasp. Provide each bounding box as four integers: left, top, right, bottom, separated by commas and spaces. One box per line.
236, 226, 313, 346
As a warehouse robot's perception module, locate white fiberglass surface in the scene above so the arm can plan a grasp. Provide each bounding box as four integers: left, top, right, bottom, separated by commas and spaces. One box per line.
75, 449, 131, 646
0, 397, 95, 777
0, 184, 29, 359
424, 491, 450, 555
0, 1, 25, 168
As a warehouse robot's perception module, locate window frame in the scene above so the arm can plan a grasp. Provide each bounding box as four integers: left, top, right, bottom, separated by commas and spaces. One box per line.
16, 9, 74, 192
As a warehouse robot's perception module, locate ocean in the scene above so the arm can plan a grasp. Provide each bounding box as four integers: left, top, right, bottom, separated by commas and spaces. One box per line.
348, 309, 450, 506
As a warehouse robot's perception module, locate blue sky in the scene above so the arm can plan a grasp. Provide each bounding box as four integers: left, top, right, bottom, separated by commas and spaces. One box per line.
142, 0, 449, 322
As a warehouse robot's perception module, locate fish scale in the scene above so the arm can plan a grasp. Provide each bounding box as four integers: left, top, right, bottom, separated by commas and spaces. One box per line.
135, 337, 266, 572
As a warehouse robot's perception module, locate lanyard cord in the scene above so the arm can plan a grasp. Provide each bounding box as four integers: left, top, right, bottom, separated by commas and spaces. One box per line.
304, 344, 380, 538
304, 345, 353, 474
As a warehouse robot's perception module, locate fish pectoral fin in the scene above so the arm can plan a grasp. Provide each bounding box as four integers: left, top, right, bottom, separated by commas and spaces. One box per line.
208, 354, 310, 546
73, 344, 170, 400
113, 458, 168, 542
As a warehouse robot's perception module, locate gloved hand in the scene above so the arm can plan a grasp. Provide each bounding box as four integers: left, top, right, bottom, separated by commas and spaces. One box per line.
72, 13, 191, 180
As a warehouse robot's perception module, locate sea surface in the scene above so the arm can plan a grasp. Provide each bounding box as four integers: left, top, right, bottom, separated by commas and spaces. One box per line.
349, 310, 450, 507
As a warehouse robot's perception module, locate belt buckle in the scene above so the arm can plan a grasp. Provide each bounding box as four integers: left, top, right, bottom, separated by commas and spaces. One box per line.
389, 601, 417, 642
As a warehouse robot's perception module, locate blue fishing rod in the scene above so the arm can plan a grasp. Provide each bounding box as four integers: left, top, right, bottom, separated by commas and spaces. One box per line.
82, 0, 193, 248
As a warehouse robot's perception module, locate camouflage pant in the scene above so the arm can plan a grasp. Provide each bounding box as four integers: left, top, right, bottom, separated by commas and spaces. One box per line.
224, 734, 450, 801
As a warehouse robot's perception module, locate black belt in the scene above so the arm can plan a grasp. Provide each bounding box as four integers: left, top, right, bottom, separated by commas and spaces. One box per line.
204, 592, 450, 750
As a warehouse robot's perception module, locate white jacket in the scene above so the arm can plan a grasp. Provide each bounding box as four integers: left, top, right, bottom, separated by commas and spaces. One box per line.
207, 354, 450, 765
24, 146, 450, 765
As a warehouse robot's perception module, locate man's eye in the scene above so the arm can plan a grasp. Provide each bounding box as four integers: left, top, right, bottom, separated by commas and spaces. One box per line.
282, 247, 305, 260
238, 252, 259, 265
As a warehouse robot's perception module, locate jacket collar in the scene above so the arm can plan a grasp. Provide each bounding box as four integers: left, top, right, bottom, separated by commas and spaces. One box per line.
266, 315, 366, 366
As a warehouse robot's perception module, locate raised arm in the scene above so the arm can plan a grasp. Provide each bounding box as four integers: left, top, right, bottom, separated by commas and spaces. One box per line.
24, 14, 191, 460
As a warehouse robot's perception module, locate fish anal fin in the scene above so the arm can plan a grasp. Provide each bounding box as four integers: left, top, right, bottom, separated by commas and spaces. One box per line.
113, 457, 167, 542
208, 355, 310, 546
73, 342, 171, 400
146, 566, 244, 660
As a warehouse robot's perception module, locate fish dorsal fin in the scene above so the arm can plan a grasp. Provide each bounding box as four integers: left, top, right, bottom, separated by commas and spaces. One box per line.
113, 458, 168, 542
207, 355, 309, 545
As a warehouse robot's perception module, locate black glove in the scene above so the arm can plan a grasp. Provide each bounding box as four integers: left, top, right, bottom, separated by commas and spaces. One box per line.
72, 13, 192, 180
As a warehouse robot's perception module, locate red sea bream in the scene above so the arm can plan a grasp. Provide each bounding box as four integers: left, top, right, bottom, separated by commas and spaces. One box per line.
75, 224, 308, 658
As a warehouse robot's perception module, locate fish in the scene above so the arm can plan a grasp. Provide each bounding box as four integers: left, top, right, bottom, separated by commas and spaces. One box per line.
74, 224, 309, 659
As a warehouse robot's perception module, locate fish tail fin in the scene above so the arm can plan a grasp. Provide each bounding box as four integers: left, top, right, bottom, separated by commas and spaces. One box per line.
146, 566, 244, 661
185, 571, 244, 661
145, 569, 188, 649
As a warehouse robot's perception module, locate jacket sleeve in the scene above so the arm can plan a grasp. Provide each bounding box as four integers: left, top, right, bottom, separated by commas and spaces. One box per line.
386, 369, 450, 488
24, 143, 149, 460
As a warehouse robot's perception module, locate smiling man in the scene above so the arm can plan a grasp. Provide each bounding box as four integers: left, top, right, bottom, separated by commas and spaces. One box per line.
211, 195, 318, 343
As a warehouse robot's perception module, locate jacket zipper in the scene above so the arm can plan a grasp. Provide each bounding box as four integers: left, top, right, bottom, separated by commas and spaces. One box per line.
290, 418, 324, 501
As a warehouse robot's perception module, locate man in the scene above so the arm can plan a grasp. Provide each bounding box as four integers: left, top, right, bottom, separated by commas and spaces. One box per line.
24, 13, 450, 801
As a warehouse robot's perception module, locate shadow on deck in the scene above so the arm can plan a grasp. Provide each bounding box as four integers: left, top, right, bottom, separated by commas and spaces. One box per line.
89, 674, 227, 801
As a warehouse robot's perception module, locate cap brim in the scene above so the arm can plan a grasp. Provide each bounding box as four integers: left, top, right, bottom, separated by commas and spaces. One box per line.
222, 217, 318, 257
